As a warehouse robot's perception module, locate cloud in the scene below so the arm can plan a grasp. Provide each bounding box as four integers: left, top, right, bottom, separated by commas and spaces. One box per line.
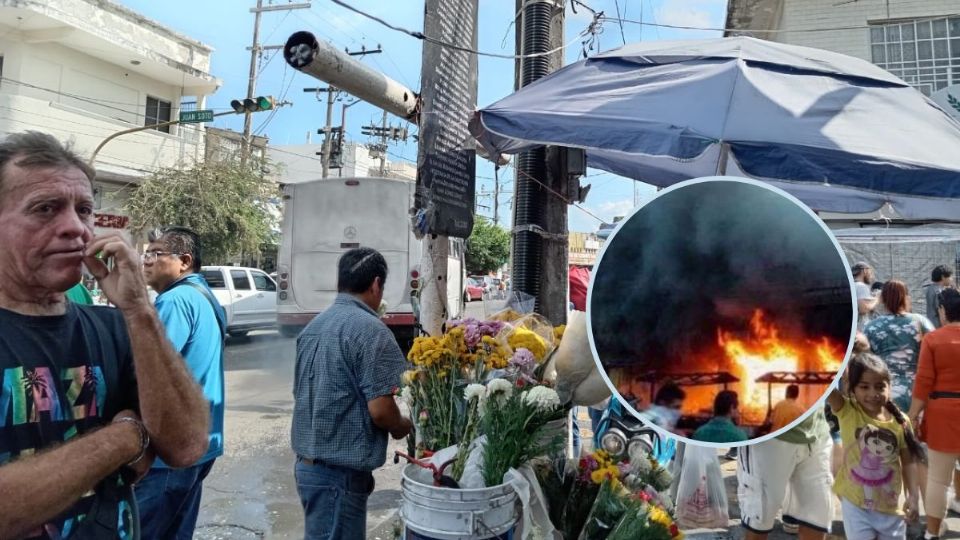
596, 198, 636, 219
655, 0, 723, 30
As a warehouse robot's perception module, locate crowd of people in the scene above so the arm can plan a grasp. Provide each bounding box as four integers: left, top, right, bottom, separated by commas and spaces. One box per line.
0, 131, 411, 540
3, 129, 960, 540
736, 261, 960, 540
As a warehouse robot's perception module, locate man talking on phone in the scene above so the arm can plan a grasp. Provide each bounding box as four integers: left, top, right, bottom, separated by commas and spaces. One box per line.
0, 131, 210, 538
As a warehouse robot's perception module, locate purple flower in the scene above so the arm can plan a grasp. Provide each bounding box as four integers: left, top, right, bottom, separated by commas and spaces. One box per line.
509, 348, 536, 374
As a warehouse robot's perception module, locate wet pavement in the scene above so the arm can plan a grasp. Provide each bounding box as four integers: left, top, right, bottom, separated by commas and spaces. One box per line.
196, 302, 960, 538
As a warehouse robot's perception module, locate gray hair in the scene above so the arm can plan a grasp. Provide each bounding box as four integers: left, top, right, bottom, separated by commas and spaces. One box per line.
0, 131, 95, 196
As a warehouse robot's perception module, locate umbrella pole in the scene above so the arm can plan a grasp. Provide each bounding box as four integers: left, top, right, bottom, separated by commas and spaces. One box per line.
716, 142, 730, 175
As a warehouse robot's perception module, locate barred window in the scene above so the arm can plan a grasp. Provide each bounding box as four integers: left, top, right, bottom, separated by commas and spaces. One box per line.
870, 17, 960, 96
145, 95, 172, 133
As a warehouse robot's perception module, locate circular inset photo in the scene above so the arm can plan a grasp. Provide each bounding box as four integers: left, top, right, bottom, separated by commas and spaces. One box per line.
587, 177, 856, 448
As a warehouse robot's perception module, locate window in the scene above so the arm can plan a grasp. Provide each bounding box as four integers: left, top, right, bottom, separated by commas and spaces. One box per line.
145, 96, 172, 133
870, 17, 960, 95
252, 271, 276, 292
201, 270, 226, 289
231, 270, 251, 290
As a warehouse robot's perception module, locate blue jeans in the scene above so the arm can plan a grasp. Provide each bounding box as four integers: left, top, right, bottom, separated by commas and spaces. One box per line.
135, 459, 215, 540
295, 457, 374, 540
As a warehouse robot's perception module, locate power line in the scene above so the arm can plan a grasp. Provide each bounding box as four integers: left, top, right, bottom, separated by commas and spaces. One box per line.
603, 12, 960, 35
328, 0, 592, 60
613, 0, 627, 45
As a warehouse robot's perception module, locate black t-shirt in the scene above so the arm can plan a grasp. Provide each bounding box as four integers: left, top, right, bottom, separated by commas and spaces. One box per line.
0, 303, 138, 538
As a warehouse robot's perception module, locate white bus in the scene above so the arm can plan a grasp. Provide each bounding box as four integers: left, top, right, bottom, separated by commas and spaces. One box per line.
275, 176, 464, 350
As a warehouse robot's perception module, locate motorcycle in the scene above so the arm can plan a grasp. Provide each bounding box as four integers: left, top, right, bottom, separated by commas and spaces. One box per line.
593, 398, 676, 466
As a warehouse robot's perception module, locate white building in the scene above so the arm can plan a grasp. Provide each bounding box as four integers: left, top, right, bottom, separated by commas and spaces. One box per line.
270, 141, 415, 184
726, 1, 960, 97
726, 0, 960, 227
0, 0, 220, 232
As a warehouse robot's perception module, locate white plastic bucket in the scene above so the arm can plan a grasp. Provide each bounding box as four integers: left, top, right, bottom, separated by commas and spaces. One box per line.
400, 464, 519, 540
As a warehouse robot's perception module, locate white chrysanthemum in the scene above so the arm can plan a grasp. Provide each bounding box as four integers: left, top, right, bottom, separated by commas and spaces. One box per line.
522, 386, 561, 411
399, 386, 413, 405
486, 378, 514, 398
464, 383, 486, 402
655, 466, 672, 489
631, 455, 652, 474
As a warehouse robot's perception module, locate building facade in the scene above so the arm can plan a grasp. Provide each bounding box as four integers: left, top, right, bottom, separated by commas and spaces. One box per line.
726, 0, 960, 227
0, 0, 220, 233
726, 0, 960, 97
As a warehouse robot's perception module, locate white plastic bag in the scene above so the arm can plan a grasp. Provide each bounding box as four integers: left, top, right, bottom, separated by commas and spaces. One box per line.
674, 445, 729, 528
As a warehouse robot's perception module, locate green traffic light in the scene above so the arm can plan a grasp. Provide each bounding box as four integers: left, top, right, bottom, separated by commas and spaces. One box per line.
256, 96, 274, 111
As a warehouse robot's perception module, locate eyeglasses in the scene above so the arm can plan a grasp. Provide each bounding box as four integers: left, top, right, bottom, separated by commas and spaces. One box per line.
141, 251, 180, 263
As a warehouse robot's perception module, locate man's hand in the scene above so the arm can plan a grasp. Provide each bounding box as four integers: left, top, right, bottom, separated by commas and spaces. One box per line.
112, 410, 155, 482
84, 233, 151, 313
390, 417, 413, 440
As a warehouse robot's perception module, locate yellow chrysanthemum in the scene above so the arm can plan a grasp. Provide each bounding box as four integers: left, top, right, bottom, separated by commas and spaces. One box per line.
553, 325, 566, 340
648, 506, 673, 527
508, 328, 547, 360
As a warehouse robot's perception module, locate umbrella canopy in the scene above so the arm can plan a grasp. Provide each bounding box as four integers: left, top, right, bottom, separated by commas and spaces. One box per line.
471, 37, 960, 219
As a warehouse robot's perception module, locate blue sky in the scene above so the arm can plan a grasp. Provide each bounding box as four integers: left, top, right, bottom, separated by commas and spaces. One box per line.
121, 0, 727, 232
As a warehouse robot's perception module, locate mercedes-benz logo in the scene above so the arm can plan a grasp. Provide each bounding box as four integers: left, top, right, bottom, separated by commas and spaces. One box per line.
344, 226, 357, 240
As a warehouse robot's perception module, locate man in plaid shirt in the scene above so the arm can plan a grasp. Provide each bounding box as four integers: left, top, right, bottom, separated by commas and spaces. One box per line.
291, 247, 413, 540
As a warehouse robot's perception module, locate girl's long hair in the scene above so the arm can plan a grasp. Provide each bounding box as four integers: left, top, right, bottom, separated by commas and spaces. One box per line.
846, 352, 926, 462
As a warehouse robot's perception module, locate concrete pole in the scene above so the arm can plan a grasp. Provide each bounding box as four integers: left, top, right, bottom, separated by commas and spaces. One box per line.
285, 31, 417, 121
321, 88, 336, 178
243, 0, 263, 157
379, 110, 388, 176
418, 235, 451, 337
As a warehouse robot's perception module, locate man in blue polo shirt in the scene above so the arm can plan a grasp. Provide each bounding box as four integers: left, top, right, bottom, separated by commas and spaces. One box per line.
292, 247, 413, 540
138, 226, 226, 539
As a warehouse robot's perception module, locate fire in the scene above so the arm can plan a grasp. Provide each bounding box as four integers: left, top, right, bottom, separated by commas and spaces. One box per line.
715, 309, 843, 424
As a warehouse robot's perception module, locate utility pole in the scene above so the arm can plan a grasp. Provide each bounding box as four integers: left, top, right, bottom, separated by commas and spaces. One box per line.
304, 87, 338, 178
243, 2, 311, 157
361, 115, 408, 177
513, 0, 569, 324
379, 110, 388, 175
493, 168, 500, 224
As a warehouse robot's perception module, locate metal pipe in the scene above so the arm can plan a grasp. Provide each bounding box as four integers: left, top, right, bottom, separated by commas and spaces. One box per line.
284, 31, 417, 121
512, 0, 553, 307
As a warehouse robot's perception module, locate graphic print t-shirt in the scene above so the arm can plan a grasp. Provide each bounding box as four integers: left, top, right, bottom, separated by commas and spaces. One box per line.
0, 303, 138, 538
832, 396, 908, 515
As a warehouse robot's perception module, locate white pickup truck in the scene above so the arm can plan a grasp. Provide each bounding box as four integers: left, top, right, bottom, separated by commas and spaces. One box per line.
200, 266, 278, 337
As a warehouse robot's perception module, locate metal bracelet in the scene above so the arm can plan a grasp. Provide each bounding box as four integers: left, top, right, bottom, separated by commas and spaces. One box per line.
114, 416, 150, 466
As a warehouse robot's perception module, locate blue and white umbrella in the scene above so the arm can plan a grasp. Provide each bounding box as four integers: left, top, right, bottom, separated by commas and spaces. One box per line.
471, 37, 960, 219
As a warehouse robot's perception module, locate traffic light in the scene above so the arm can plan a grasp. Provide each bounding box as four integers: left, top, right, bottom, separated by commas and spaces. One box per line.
230, 96, 275, 113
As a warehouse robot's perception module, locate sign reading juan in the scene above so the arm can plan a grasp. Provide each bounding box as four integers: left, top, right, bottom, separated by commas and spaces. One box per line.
414, 0, 479, 239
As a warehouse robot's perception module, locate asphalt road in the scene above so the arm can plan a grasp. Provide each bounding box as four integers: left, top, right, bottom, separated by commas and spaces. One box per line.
194, 299, 960, 539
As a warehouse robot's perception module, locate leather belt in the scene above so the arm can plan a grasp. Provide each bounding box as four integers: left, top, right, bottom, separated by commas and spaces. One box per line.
299, 456, 325, 466
930, 391, 960, 399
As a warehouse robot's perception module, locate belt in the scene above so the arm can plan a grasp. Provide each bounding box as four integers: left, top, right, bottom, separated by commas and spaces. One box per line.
298, 456, 331, 466
930, 391, 960, 399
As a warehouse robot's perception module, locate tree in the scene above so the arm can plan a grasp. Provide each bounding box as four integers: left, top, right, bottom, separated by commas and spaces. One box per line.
466, 218, 510, 274
125, 157, 279, 264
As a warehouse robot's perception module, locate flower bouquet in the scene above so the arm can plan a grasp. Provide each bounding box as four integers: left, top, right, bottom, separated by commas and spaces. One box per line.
476, 379, 566, 487
529, 447, 679, 540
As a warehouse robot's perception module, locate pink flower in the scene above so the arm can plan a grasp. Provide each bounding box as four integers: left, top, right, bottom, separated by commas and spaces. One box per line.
509, 348, 536, 374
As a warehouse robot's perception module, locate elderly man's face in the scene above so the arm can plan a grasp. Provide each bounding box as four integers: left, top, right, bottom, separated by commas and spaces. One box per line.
0, 162, 94, 295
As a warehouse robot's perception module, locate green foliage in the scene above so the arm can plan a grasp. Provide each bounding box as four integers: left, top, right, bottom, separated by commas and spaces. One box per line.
466, 218, 511, 274
125, 157, 280, 264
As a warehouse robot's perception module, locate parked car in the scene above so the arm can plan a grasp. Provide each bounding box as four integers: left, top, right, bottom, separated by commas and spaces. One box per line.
464, 278, 485, 302
200, 266, 278, 337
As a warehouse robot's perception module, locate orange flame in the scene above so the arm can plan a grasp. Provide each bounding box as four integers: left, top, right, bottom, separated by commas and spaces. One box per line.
714, 309, 843, 424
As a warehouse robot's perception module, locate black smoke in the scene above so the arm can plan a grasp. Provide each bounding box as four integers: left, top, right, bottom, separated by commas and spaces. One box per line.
590, 180, 853, 370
